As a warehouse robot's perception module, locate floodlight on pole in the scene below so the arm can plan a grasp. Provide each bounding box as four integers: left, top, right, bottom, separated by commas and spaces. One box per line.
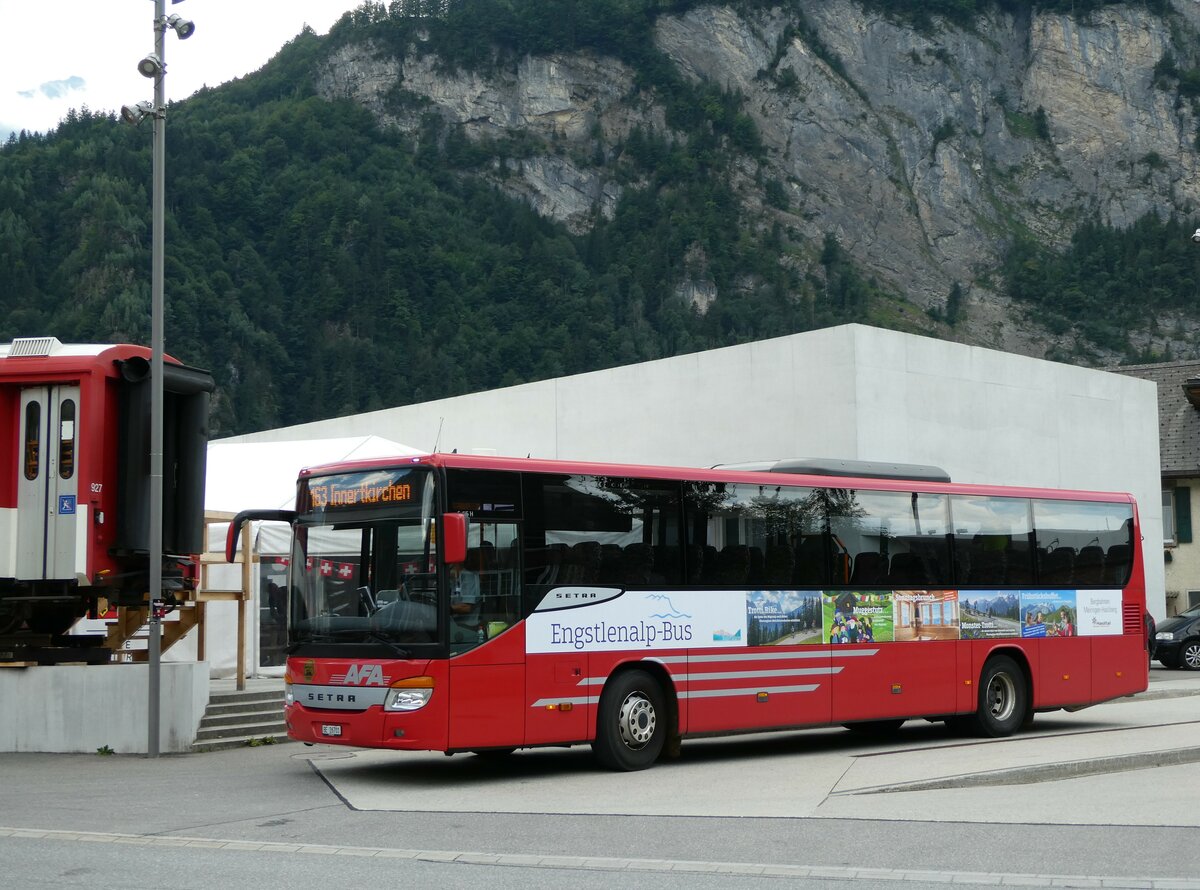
167, 14, 195, 39
137, 53, 163, 78
120, 100, 156, 126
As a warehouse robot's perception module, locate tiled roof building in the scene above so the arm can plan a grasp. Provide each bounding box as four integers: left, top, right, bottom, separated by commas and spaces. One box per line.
1120, 361, 1200, 479
1119, 360, 1200, 616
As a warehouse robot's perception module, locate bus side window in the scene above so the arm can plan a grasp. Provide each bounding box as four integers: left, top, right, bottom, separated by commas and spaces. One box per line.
474, 522, 521, 639
950, 496, 1032, 587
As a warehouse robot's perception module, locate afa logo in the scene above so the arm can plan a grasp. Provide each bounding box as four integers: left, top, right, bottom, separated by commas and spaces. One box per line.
331, 663, 391, 686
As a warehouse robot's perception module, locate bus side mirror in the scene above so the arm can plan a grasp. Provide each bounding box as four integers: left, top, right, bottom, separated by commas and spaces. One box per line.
225, 509, 296, 562
443, 513, 468, 564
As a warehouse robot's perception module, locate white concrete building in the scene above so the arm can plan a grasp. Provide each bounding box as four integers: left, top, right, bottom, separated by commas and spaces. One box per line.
219, 324, 1164, 616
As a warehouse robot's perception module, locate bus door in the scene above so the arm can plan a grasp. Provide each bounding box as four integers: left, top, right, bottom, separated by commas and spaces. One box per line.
446, 521, 528, 749
16, 386, 81, 583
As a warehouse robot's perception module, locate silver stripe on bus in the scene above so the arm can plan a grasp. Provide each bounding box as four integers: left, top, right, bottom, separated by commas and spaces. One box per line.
681, 684, 821, 698
530, 696, 601, 707
654, 649, 879, 664
677, 667, 842, 682
576, 666, 842, 686
529, 684, 822, 708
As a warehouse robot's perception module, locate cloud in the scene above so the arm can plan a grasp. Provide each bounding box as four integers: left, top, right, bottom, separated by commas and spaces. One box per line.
17, 76, 86, 101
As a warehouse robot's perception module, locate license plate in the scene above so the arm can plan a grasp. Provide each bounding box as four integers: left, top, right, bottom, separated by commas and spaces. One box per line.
321, 724, 342, 738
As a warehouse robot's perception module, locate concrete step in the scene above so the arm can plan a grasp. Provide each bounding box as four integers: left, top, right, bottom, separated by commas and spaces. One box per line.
192, 729, 291, 752
204, 698, 284, 719
194, 719, 289, 747
193, 684, 289, 752
200, 708, 284, 730
208, 690, 285, 708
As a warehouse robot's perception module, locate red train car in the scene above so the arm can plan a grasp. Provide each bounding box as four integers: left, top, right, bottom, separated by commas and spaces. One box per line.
0, 337, 213, 641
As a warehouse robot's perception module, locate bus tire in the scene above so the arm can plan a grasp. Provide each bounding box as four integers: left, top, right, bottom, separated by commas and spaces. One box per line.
972, 655, 1028, 738
592, 669, 667, 771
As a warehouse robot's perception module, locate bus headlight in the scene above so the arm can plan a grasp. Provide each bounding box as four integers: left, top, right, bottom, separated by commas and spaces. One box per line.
384, 676, 434, 711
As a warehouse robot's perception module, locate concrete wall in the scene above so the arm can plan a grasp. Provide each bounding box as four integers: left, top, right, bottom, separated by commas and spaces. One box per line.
219, 324, 1164, 614
0, 662, 209, 753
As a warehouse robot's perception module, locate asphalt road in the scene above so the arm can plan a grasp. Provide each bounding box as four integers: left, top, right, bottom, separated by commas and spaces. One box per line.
3, 665, 1199, 889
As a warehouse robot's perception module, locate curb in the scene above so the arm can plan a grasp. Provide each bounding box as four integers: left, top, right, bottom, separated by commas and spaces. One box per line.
840, 745, 1200, 795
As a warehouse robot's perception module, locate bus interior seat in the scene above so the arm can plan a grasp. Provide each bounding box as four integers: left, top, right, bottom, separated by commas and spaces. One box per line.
1075, 546, 1104, 584
764, 544, 794, 584
747, 546, 765, 585
685, 545, 705, 583
1040, 546, 1075, 585
622, 543, 655, 585
850, 552, 886, 585
716, 545, 751, 585
887, 552, 924, 585
578, 541, 602, 581
793, 536, 827, 586
1004, 549, 1033, 585
701, 545, 720, 584
1103, 544, 1131, 584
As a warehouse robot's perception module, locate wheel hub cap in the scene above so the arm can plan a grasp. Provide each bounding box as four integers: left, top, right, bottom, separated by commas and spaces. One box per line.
617, 693, 655, 749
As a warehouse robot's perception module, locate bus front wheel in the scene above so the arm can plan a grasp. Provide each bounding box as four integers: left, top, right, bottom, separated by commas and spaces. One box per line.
972, 655, 1028, 738
592, 669, 667, 771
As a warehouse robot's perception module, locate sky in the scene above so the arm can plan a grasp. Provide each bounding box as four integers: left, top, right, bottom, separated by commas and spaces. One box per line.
0, 0, 367, 141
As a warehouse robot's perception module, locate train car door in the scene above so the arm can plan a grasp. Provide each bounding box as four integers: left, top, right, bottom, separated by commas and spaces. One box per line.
16, 386, 80, 581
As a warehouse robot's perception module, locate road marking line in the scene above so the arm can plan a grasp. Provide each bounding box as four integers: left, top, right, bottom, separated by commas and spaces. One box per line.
2, 826, 1198, 888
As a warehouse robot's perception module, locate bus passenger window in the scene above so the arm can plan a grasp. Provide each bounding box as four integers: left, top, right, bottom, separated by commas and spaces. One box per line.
684, 482, 825, 587
829, 490, 951, 588
1031, 500, 1135, 588
525, 474, 682, 589
950, 496, 1033, 586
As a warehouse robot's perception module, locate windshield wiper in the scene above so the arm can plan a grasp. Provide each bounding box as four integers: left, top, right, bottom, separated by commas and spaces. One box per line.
359, 631, 411, 658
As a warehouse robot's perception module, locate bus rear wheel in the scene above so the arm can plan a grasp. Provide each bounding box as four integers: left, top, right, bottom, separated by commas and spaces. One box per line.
592, 669, 667, 771
971, 655, 1028, 737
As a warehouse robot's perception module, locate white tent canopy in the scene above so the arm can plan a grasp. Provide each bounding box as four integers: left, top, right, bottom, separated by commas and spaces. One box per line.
205, 434, 424, 555
205, 434, 423, 514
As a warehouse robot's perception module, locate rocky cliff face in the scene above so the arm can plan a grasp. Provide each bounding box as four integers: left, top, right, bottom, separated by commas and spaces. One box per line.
315, 1, 1200, 360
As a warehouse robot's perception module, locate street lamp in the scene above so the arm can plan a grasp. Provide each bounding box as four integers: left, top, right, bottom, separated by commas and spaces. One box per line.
121, 0, 194, 760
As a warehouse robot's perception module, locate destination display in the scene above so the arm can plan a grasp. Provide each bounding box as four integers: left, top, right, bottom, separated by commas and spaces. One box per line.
304, 469, 422, 511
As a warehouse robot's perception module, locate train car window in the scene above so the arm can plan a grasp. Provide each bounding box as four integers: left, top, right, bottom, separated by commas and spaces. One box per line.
58, 399, 75, 479
24, 401, 40, 480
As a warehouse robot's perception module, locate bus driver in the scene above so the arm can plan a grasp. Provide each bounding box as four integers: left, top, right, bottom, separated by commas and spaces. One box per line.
450, 551, 482, 641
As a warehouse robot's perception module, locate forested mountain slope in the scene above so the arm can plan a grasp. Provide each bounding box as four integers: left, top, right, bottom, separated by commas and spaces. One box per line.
4, 0, 1200, 434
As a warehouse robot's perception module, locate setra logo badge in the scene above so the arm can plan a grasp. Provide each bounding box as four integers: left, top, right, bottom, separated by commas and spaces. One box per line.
331, 663, 390, 686
303, 659, 315, 682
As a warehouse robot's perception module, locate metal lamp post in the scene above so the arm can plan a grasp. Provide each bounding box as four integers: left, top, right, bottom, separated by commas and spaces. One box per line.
124, 0, 193, 759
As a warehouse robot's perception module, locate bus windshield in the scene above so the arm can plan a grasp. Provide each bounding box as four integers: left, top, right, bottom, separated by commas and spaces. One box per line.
288, 466, 440, 651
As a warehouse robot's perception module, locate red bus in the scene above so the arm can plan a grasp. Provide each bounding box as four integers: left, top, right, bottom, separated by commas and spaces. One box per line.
0, 337, 213, 645
228, 452, 1148, 770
